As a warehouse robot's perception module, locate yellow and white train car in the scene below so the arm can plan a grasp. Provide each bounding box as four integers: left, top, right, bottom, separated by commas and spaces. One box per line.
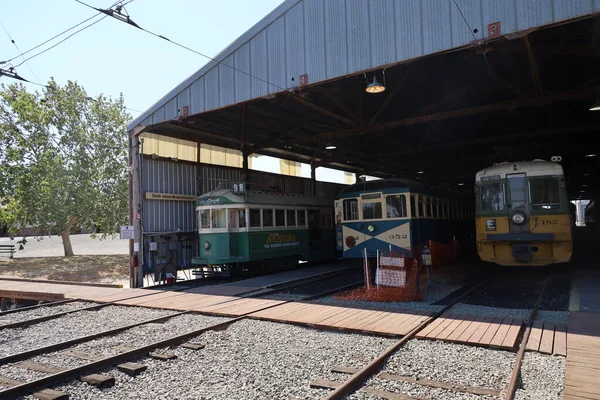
475, 159, 572, 266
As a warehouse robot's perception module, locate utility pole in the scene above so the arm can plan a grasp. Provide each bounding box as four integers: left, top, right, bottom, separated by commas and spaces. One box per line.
130, 134, 144, 287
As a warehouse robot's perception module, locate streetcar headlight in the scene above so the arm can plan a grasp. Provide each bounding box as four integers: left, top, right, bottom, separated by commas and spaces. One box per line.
485, 219, 496, 231
204, 241, 211, 250
368, 225, 375, 232
511, 212, 526, 225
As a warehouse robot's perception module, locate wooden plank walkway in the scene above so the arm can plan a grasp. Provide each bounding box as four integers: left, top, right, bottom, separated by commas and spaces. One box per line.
525, 321, 567, 356
563, 311, 600, 400
415, 314, 524, 350
250, 302, 433, 336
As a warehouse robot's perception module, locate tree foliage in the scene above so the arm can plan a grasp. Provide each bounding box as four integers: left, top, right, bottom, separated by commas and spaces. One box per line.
0, 79, 130, 256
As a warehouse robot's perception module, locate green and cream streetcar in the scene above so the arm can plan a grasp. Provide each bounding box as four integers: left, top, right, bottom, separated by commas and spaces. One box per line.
192, 185, 340, 274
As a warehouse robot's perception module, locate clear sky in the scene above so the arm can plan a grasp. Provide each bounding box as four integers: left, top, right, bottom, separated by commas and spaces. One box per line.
0, 0, 286, 116
1, 0, 351, 183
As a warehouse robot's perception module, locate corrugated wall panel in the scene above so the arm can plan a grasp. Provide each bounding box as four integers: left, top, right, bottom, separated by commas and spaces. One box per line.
190, 77, 205, 115
450, 0, 484, 46
482, 0, 518, 37
516, 0, 553, 31
177, 87, 190, 116
303, 0, 326, 84
346, 0, 372, 73
219, 55, 236, 106
596, 0, 600, 12
421, 0, 453, 55
234, 43, 252, 103
205, 67, 220, 111
285, 3, 306, 88
142, 158, 198, 233
369, 0, 396, 68
395, 0, 423, 61
164, 97, 178, 121
152, 108, 165, 124
324, 0, 348, 79
554, 0, 594, 20
267, 17, 287, 94
250, 30, 268, 98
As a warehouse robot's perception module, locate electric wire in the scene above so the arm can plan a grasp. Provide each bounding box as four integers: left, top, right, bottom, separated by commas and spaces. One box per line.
451, 0, 481, 47
74, 0, 299, 95
0, 20, 41, 83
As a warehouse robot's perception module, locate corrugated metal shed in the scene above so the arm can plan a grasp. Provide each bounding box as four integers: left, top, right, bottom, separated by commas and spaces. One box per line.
128, 0, 600, 131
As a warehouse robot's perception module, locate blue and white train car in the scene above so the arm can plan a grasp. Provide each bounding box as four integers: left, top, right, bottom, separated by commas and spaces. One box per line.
334, 178, 473, 259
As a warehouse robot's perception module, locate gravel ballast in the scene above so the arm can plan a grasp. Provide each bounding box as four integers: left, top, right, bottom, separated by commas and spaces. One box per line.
0, 302, 99, 324
22, 319, 397, 399
0, 306, 176, 358
515, 352, 565, 400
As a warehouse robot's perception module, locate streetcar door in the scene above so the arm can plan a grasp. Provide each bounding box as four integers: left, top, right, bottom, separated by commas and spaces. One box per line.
507, 174, 530, 233
308, 209, 321, 249
334, 200, 343, 250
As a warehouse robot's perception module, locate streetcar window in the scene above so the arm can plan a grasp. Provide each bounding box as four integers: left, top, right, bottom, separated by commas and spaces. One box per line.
200, 209, 210, 229
287, 209, 296, 227
480, 182, 505, 212
432, 198, 439, 219
238, 209, 246, 228
343, 199, 359, 221
427, 197, 433, 218
362, 202, 382, 220
211, 209, 226, 228
275, 209, 285, 227
386, 195, 407, 218
418, 196, 425, 218
530, 177, 561, 211
297, 210, 307, 227
263, 209, 274, 227
249, 209, 261, 228
410, 195, 416, 218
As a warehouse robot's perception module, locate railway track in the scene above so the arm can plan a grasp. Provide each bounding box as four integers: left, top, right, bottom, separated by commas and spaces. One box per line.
312, 272, 553, 400
0, 271, 364, 399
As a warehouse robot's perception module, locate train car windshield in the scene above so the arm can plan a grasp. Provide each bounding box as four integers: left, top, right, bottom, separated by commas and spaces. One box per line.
386, 195, 407, 218
480, 182, 505, 212
343, 199, 359, 220
200, 210, 210, 229
530, 177, 561, 211
362, 202, 382, 219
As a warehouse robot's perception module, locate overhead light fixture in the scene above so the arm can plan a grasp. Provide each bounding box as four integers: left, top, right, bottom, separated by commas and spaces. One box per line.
325, 144, 336, 150
417, 171, 425, 174
583, 173, 590, 176
586, 154, 596, 157
582, 184, 588, 187
365, 69, 386, 94
590, 94, 600, 111
458, 183, 464, 186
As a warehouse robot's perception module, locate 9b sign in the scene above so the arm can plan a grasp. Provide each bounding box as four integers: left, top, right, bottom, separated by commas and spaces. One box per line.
232, 182, 245, 194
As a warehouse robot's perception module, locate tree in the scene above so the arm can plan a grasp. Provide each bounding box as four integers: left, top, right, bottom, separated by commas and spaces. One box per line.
0, 79, 129, 256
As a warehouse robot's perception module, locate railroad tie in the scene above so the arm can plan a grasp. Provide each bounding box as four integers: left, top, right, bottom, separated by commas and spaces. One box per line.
181, 343, 205, 350
80, 374, 115, 389
149, 352, 177, 360
117, 362, 147, 377
32, 389, 69, 400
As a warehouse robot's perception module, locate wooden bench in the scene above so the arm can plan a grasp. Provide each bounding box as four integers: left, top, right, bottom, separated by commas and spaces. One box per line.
0, 244, 15, 259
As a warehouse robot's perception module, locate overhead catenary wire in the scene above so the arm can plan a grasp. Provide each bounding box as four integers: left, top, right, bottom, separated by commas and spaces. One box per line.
0, 19, 41, 84
74, 0, 303, 95
451, 0, 481, 47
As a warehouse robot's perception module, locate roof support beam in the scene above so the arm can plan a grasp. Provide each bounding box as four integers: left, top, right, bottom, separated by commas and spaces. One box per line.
324, 92, 361, 125
523, 36, 543, 96
368, 68, 410, 125
478, 57, 529, 99
303, 86, 597, 143
247, 112, 321, 153
282, 91, 358, 126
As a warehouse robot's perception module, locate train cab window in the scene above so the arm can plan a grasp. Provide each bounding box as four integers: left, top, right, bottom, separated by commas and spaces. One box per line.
287, 209, 296, 227
386, 195, 407, 218
530, 177, 561, 211
480, 182, 505, 212
263, 209, 274, 228
275, 209, 285, 227
298, 209, 307, 227
249, 209, 261, 228
410, 195, 416, 218
362, 202, 382, 220
211, 209, 226, 228
200, 209, 210, 229
343, 199, 359, 221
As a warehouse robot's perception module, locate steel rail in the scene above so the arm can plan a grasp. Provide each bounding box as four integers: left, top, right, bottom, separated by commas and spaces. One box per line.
0, 310, 189, 366
0, 279, 363, 399
503, 275, 551, 400
0, 298, 77, 315
322, 272, 497, 400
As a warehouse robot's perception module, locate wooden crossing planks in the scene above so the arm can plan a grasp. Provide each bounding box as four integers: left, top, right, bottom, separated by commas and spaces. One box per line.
525, 321, 567, 355
415, 314, 522, 350
193, 297, 285, 315
563, 312, 600, 400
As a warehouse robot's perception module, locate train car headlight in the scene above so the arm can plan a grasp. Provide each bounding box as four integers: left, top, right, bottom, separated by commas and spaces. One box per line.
485, 219, 496, 231
368, 225, 375, 232
204, 241, 211, 250
511, 212, 526, 225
